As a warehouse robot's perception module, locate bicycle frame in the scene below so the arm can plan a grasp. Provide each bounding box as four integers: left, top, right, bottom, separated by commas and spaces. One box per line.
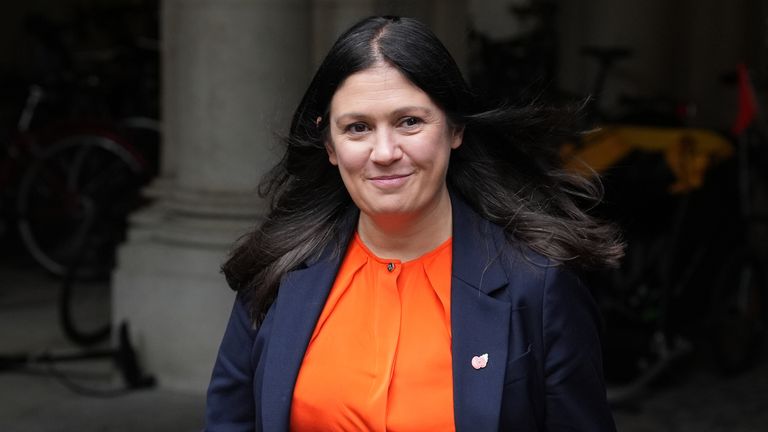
568, 62, 767, 404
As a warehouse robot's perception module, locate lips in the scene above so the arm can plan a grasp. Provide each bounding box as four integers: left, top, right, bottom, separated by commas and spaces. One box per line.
368, 173, 412, 189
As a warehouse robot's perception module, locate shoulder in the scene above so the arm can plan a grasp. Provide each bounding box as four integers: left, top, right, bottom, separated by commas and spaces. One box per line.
451, 191, 574, 298
453, 191, 596, 317
470, 210, 592, 319
496, 237, 577, 302
494, 234, 603, 358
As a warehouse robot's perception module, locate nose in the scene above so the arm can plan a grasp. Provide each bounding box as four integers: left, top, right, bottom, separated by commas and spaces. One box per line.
370, 128, 402, 165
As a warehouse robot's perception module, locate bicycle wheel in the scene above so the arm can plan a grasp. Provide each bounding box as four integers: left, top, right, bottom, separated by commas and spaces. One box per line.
16, 134, 146, 278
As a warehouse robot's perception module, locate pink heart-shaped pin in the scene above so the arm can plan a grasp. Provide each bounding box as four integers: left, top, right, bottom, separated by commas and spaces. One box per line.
471, 353, 489, 369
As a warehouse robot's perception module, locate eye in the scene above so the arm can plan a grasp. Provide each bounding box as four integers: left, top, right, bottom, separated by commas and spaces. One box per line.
399, 116, 423, 129
345, 122, 370, 134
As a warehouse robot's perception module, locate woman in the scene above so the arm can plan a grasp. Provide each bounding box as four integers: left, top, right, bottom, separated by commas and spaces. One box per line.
206, 16, 623, 431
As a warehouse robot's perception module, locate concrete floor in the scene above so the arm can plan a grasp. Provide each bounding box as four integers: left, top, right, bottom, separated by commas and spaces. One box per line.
1, 255, 766, 431
0, 256, 204, 431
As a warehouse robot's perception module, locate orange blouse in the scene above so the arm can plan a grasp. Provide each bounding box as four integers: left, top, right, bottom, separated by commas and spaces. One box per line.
290, 233, 455, 431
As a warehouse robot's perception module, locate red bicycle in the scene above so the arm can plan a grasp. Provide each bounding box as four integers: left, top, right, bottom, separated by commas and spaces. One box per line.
0, 83, 155, 279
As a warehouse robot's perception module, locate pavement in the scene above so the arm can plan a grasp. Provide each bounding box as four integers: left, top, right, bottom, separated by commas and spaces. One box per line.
1, 251, 766, 431
0, 252, 203, 432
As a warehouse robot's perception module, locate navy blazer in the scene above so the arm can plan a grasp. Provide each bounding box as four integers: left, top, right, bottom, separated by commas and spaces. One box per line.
206, 196, 617, 431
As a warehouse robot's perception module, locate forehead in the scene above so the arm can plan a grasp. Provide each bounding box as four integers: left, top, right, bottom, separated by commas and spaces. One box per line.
329, 65, 437, 115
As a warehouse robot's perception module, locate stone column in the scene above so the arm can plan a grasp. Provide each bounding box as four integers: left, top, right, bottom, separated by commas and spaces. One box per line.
425, 0, 469, 71
311, 0, 376, 67
112, 0, 310, 394
371, 0, 468, 69
311, 0, 469, 71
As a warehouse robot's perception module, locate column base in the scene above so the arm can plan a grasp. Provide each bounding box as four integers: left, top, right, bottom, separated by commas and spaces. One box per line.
112, 187, 262, 394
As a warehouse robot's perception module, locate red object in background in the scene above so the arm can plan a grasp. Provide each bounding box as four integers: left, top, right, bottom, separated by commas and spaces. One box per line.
732, 63, 759, 136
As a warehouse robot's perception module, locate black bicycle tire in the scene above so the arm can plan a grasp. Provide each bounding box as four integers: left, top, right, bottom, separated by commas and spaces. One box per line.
16, 133, 144, 277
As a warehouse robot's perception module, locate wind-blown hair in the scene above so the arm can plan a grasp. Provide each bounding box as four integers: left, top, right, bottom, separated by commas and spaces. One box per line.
222, 16, 624, 322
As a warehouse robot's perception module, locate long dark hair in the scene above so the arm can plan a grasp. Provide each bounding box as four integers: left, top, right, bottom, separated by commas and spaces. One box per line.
222, 16, 624, 322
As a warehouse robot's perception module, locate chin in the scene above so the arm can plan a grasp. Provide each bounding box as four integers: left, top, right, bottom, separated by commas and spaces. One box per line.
359, 197, 416, 218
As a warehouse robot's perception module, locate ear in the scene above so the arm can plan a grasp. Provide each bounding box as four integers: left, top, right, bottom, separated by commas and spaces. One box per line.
325, 139, 338, 166
318, 116, 338, 166
450, 126, 464, 150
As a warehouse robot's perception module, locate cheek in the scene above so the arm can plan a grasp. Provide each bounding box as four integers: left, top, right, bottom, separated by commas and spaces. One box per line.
333, 143, 369, 173
408, 135, 452, 169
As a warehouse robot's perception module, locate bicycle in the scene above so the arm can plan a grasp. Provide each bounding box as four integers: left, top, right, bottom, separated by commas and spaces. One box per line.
1, 5, 159, 279
0, 83, 152, 279
567, 62, 767, 404
467, 4, 766, 403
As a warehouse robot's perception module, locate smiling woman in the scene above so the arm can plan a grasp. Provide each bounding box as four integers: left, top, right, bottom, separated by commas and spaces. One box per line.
325, 64, 462, 260
206, 16, 623, 432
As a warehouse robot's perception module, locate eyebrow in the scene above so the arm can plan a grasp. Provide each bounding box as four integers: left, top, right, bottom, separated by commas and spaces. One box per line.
333, 106, 435, 126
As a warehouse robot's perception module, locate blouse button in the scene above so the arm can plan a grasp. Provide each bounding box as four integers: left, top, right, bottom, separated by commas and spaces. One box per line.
387, 262, 395, 272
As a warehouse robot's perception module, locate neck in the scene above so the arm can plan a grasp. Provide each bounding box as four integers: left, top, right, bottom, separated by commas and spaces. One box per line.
357, 188, 453, 261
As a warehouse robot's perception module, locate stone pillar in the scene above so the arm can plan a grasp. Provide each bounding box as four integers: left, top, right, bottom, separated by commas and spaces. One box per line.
311, 1, 469, 72
426, 0, 469, 71
373, 0, 469, 70
311, 0, 376, 67
112, 0, 310, 394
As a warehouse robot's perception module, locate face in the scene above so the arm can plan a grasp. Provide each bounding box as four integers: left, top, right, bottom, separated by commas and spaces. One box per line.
325, 64, 463, 222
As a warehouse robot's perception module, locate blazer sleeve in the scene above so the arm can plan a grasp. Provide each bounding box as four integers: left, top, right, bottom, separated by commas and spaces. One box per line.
542, 266, 617, 432
205, 294, 257, 432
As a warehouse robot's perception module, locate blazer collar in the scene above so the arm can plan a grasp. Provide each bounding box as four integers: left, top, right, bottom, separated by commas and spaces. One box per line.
450, 193, 512, 431
259, 225, 353, 431
259, 194, 512, 431
450, 193, 509, 295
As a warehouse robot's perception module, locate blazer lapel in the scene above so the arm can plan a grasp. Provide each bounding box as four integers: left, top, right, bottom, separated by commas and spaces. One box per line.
450, 195, 512, 431
257, 197, 511, 431
259, 247, 345, 431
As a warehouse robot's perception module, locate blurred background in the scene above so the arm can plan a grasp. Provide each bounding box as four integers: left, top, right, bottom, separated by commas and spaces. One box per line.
0, 0, 766, 430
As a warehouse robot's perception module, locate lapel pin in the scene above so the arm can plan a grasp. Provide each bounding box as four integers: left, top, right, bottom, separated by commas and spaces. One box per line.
471, 353, 489, 370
